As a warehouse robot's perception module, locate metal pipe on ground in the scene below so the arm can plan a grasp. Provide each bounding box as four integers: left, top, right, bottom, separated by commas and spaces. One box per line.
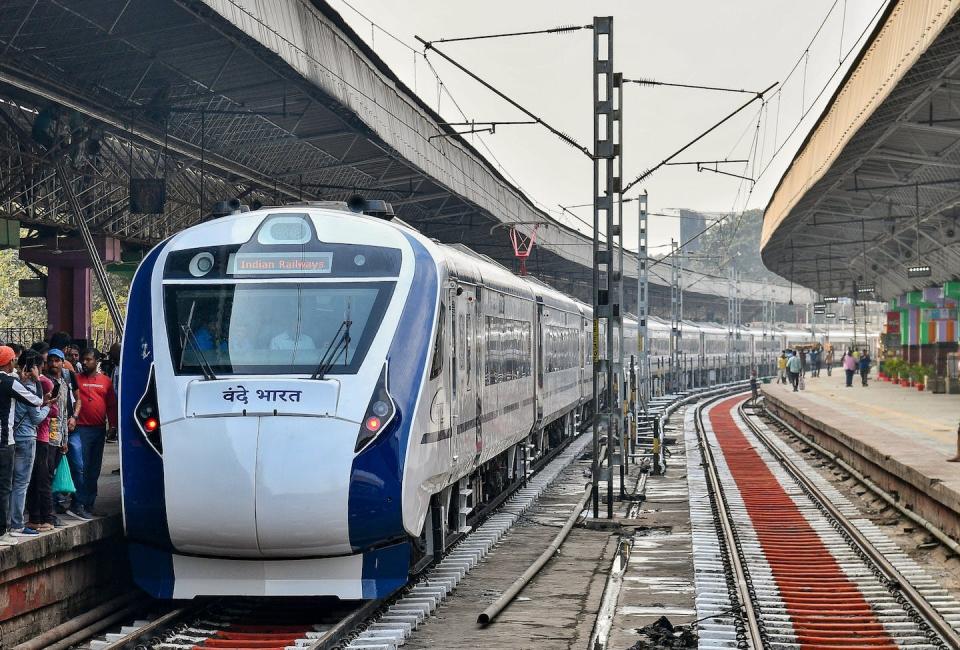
44, 603, 148, 650
477, 482, 593, 625
763, 405, 960, 556
13, 593, 146, 650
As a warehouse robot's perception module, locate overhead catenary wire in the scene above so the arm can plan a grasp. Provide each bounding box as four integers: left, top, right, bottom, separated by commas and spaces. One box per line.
754, 0, 888, 183
622, 82, 776, 194
337, 0, 881, 296
332, 0, 557, 217
629, 0, 886, 274
624, 78, 763, 95
416, 36, 593, 158
422, 24, 591, 47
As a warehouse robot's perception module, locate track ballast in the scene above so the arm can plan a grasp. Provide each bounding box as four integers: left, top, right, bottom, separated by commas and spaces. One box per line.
690, 393, 960, 649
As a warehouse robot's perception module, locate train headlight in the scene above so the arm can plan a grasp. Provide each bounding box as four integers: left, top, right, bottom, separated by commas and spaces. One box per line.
188, 252, 215, 277
355, 364, 396, 453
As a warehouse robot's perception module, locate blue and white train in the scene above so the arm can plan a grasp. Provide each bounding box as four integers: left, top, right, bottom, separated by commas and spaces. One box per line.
118, 201, 872, 601
120, 202, 609, 600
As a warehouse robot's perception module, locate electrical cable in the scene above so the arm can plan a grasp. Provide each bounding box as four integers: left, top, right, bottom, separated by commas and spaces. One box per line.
417, 37, 593, 158
423, 24, 590, 46
754, 0, 887, 183
622, 83, 776, 194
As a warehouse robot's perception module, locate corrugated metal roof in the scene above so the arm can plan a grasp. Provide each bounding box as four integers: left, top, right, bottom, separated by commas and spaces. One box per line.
761, 0, 960, 299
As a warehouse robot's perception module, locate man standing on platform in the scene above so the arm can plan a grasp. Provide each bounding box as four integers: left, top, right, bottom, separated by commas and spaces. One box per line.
68, 349, 117, 521
810, 346, 821, 377
859, 349, 872, 387
0, 346, 44, 546
787, 351, 802, 392
842, 349, 857, 387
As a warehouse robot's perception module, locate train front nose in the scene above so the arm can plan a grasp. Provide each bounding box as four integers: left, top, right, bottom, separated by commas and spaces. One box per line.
253, 416, 356, 555
163, 381, 358, 558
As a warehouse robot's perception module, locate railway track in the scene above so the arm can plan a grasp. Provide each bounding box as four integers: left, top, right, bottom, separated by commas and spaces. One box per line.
69, 416, 598, 650
690, 392, 960, 649
65, 382, 751, 650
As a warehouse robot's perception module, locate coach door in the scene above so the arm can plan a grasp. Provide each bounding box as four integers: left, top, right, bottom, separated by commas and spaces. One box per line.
535, 299, 544, 418
446, 283, 477, 471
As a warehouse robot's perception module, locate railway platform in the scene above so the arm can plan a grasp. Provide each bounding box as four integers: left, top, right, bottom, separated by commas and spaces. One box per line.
0, 444, 128, 646
761, 372, 960, 541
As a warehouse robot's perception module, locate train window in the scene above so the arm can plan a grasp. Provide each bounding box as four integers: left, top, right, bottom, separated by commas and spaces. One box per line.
430, 303, 445, 380
485, 315, 532, 385
164, 281, 394, 376
545, 325, 579, 372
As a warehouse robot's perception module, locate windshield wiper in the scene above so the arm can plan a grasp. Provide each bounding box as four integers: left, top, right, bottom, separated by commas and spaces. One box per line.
180, 323, 219, 381
310, 319, 352, 380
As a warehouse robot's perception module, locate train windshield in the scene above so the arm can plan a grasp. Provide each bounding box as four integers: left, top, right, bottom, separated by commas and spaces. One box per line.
164, 281, 395, 376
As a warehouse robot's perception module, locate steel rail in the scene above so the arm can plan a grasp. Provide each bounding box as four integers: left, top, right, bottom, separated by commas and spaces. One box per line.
474, 383, 752, 628
762, 405, 960, 557
307, 599, 384, 650
694, 393, 765, 649
739, 401, 960, 648
98, 605, 195, 650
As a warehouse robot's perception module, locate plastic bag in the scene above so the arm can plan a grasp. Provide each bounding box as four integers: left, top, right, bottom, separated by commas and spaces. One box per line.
52, 455, 75, 494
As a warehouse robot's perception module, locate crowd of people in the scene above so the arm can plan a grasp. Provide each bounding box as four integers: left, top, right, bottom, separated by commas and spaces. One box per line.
0, 332, 120, 546
776, 345, 872, 392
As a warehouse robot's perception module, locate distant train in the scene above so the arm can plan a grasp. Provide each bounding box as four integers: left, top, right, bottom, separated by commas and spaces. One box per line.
641, 316, 877, 391
118, 201, 874, 601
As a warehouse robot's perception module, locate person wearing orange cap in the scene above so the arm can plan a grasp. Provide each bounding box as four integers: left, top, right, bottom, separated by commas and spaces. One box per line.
0, 346, 44, 546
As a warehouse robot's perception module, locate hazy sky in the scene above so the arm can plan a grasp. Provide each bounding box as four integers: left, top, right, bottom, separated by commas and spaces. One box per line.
329, 1, 888, 253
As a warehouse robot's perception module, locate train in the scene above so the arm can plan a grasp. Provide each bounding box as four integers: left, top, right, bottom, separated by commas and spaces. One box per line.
118, 201, 875, 600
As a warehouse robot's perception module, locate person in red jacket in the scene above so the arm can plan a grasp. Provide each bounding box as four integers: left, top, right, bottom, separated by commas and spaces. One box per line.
66, 348, 117, 521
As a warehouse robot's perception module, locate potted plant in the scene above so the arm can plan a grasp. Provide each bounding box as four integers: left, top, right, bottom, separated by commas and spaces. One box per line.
907, 362, 921, 387
885, 358, 904, 384
880, 359, 895, 381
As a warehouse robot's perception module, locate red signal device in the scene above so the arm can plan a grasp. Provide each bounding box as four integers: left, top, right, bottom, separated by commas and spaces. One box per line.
144, 417, 159, 433
365, 416, 381, 432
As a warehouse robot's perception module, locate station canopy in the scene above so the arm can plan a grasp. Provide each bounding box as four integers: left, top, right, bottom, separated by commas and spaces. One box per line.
762, 0, 960, 302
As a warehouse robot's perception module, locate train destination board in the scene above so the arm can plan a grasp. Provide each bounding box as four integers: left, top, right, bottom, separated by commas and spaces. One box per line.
227, 252, 333, 274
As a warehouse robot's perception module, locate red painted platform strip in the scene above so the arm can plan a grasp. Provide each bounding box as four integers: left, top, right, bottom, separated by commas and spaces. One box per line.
708, 396, 896, 649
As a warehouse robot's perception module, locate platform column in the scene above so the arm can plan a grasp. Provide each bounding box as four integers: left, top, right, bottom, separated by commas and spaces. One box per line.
46, 265, 92, 340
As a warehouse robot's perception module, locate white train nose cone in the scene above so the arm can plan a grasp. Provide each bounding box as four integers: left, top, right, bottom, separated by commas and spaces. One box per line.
162, 414, 355, 558
254, 416, 354, 555
164, 418, 261, 556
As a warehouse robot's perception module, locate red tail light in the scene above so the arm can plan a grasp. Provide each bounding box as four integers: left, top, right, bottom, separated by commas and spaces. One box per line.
135, 367, 163, 454
355, 364, 395, 453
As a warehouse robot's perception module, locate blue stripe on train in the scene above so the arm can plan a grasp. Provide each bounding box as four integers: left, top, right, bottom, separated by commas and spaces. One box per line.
120, 242, 172, 551
348, 233, 437, 551
127, 543, 175, 598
